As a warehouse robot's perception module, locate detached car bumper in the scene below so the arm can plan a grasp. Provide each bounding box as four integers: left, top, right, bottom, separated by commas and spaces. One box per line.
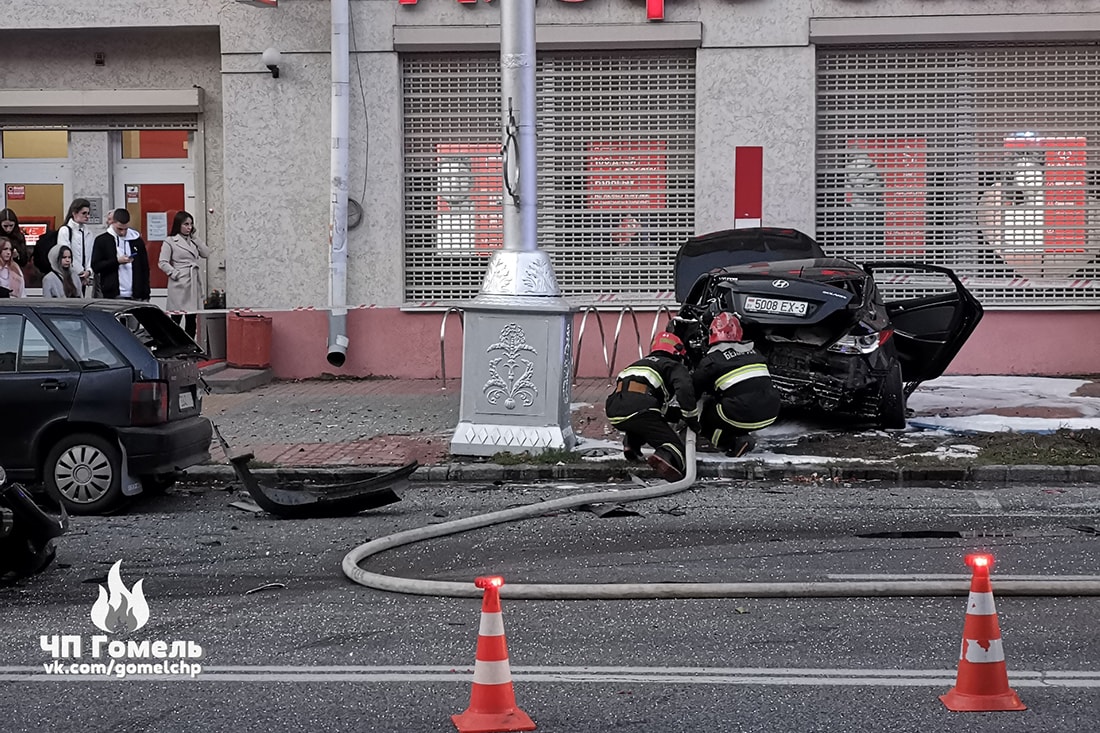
118, 416, 213, 474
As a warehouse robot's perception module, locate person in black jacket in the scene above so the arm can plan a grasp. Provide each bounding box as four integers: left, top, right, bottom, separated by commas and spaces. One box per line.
91, 209, 150, 301
693, 312, 781, 457
605, 331, 700, 482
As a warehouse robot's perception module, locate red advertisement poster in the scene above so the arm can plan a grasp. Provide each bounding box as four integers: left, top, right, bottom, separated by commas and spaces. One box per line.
435, 143, 503, 254
587, 141, 667, 211
846, 138, 927, 255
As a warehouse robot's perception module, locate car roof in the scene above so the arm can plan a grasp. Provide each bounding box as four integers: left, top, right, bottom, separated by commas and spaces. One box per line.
5, 299, 158, 316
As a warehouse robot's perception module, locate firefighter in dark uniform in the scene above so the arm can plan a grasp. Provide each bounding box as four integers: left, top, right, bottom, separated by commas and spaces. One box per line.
693, 312, 781, 457
605, 331, 700, 482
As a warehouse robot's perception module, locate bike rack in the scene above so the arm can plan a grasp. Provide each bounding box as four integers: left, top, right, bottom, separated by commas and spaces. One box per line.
572, 306, 610, 386
439, 307, 464, 390
609, 307, 643, 382
650, 305, 675, 343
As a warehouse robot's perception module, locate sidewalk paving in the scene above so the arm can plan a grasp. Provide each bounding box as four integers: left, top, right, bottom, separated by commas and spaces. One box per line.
193, 375, 1100, 484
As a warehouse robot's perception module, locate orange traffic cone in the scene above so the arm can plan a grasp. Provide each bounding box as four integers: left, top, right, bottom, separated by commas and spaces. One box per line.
452, 576, 536, 733
940, 554, 1026, 712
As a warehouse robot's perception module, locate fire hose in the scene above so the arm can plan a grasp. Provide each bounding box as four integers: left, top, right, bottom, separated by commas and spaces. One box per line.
342, 432, 1100, 599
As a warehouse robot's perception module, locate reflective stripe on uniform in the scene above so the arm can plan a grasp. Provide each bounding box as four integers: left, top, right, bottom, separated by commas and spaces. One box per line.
616, 365, 667, 398
710, 428, 723, 446
716, 404, 776, 431
681, 403, 701, 419
608, 407, 663, 425
659, 442, 684, 466
715, 363, 771, 391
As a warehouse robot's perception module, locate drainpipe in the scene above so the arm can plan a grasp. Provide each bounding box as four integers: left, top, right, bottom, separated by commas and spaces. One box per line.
326, 0, 351, 367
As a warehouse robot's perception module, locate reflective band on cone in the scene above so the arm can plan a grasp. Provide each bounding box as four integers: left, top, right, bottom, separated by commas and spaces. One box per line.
452, 576, 536, 733
940, 561, 1026, 712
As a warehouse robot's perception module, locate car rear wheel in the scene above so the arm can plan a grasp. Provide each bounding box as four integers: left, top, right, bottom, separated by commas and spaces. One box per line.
44, 434, 124, 515
878, 363, 907, 430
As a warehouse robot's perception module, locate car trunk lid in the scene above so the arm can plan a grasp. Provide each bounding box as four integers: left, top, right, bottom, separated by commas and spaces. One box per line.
674, 227, 826, 302
113, 305, 206, 422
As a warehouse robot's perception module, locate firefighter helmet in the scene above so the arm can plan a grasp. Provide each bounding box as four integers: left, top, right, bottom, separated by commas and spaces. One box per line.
650, 331, 687, 357
708, 312, 744, 345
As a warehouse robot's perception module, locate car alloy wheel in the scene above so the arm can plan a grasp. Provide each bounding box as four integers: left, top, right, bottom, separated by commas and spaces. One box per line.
45, 434, 124, 515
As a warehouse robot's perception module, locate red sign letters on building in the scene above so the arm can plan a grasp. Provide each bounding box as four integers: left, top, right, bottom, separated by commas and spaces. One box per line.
399, 0, 665, 22
587, 140, 667, 211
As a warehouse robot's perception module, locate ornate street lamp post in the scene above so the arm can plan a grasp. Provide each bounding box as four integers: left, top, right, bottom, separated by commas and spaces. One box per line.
450, 0, 575, 456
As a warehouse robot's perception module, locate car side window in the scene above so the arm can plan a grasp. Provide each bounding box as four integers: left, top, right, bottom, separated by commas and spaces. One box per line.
47, 317, 125, 370
0, 316, 68, 373
0, 314, 19, 373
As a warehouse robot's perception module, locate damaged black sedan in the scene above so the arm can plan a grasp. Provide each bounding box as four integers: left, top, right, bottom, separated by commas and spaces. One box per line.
669, 227, 984, 429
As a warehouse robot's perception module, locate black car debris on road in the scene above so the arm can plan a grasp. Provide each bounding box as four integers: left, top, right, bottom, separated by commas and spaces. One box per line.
670, 227, 984, 429
0, 300, 212, 515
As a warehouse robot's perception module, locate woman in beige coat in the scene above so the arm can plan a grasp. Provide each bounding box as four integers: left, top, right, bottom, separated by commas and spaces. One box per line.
158, 210, 210, 338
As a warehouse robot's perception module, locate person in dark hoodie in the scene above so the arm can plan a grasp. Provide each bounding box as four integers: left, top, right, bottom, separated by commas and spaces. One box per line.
91, 208, 150, 301
692, 312, 781, 457
605, 331, 700, 482
0, 208, 29, 268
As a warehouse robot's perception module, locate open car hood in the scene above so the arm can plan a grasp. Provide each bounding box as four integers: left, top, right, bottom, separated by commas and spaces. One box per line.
673, 227, 825, 302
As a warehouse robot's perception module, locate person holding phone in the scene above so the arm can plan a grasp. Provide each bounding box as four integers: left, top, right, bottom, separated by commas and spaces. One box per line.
91, 209, 150, 301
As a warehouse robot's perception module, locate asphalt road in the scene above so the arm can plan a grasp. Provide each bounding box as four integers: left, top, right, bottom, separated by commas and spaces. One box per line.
2, 477, 1099, 733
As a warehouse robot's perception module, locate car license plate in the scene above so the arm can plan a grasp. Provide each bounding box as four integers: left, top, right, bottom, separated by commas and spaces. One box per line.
744, 296, 808, 316
179, 389, 195, 411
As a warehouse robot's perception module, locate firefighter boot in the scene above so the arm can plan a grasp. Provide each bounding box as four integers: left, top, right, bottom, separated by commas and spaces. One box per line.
725, 435, 756, 458
647, 452, 685, 482
622, 438, 643, 463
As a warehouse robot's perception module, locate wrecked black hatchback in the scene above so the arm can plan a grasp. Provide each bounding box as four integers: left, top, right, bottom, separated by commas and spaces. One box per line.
669, 227, 984, 429
0, 301, 212, 515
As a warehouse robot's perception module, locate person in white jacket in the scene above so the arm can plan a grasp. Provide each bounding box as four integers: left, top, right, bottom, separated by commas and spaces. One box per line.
159, 210, 210, 338
56, 198, 94, 294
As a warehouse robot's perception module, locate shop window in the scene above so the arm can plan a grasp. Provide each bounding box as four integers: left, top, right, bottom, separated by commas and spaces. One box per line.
1, 131, 68, 159
401, 51, 697, 305
121, 130, 189, 159
816, 44, 1100, 307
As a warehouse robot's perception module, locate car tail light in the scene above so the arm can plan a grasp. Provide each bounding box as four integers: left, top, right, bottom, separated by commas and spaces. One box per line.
828, 328, 893, 355
131, 381, 169, 425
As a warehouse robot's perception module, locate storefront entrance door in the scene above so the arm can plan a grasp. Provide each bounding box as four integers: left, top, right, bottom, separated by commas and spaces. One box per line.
113, 172, 195, 302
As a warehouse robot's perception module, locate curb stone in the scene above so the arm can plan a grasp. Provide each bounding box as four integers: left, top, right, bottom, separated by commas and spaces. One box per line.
178, 462, 1100, 486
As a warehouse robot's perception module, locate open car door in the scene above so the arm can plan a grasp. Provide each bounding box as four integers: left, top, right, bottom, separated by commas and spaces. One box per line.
862, 262, 984, 387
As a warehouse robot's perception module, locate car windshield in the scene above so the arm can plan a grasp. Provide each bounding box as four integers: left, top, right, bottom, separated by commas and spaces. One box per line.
115, 306, 205, 359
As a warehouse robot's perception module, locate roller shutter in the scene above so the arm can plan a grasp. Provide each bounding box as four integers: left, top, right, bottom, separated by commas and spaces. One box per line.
402, 51, 696, 305
817, 43, 1100, 306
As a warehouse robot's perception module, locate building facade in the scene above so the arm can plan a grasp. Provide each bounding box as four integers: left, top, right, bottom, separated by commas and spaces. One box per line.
3, 1, 1099, 377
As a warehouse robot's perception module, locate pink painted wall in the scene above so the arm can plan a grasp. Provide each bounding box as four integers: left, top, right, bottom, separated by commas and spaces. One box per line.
259, 307, 1100, 380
